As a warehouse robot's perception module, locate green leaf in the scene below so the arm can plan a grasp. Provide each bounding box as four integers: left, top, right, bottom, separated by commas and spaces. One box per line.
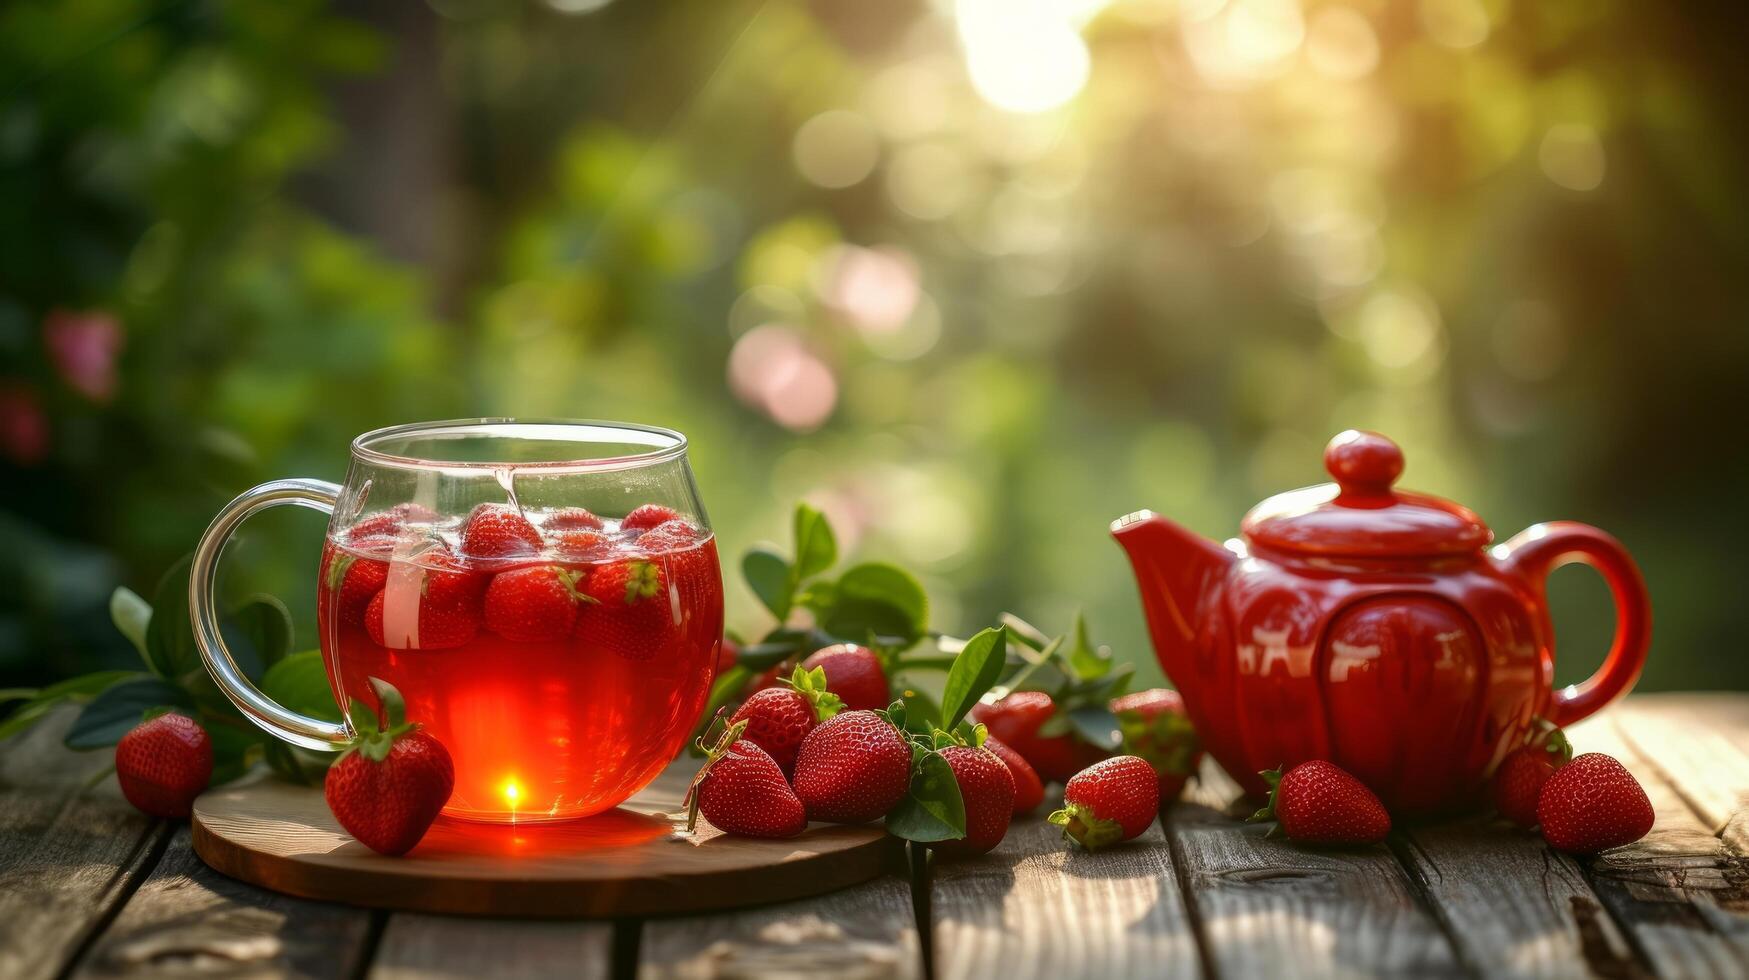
938, 626, 1007, 733
145, 554, 198, 680
65, 678, 192, 749
696, 664, 752, 740
0, 671, 143, 740
1065, 612, 1112, 680
791, 503, 837, 581
884, 751, 967, 843
893, 686, 941, 736
370, 678, 407, 729
1066, 705, 1123, 751
260, 651, 343, 723
817, 563, 929, 645
742, 547, 794, 621
110, 588, 152, 661
228, 594, 295, 673
736, 636, 805, 670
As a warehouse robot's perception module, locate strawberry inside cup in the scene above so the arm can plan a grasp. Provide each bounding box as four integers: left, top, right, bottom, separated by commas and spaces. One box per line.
319, 504, 722, 823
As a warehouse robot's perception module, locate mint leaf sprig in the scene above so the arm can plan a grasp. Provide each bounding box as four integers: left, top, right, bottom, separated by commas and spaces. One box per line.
881, 625, 1006, 844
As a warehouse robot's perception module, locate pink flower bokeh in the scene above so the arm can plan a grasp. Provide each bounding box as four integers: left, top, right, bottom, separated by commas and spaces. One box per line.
43, 309, 125, 403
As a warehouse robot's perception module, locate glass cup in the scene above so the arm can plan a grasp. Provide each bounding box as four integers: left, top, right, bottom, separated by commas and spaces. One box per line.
189, 419, 724, 823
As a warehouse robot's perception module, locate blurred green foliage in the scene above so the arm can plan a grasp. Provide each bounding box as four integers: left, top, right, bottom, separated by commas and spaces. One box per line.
2, 0, 1745, 694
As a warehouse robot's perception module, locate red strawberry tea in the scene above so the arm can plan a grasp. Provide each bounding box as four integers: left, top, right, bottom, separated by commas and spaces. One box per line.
318, 504, 723, 823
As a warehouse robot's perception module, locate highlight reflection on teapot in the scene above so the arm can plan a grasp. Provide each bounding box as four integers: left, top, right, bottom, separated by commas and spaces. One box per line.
1114, 430, 1650, 815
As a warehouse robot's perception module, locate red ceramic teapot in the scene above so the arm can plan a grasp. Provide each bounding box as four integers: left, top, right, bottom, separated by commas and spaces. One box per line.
1113, 430, 1650, 816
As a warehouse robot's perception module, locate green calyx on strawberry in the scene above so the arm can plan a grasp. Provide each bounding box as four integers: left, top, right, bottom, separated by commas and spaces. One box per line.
782, 665, 844, 722
343, 677, 421, 764
618, 560, 662, 603
1527, 717, 1574, 766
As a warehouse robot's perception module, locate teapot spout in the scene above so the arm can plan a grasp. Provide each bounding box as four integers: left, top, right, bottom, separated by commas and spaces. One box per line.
1112, 511, 1234, 688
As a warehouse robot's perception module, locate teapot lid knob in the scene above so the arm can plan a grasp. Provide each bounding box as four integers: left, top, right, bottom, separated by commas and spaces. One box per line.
1325, 430, 1402, 497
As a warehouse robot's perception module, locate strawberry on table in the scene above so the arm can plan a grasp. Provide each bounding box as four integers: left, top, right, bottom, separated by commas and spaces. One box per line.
931, 743, 1016, 857
579, 557, 675, 661
324, 679, 454, 856
1536, 753, 1654, 854
970, 691, 1108, 783
1493, 724, 1573, 829
1110, 688, 1201, 803
115, 713, 213, 819
985, 736, 1045, 815
1249, 760, 1391, 845
728, 666, 842, 774
686, 721, 807, 839
791, 709, 912, 824
460, 503, 543, 561
800, 644, 889, 712
484, 565, 593, 642
621, 503, 681, 531
1050, 755, 1161, 851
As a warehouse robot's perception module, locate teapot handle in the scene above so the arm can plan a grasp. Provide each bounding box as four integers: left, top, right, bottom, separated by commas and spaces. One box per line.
1496, 522, 1651, 727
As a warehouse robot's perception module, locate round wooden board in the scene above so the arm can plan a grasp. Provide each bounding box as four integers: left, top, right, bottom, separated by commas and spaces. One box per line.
191, 766, 902, 919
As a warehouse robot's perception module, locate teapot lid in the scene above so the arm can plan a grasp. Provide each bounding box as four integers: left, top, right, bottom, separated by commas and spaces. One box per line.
1240, 430, 1491, 557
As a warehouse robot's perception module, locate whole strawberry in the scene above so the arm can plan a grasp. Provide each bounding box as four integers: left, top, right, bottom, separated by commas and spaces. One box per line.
324, 679, 454, 856
792, 710, 911, 824
969, 691, 1107, 782
1050, 755, 1161, 851
484, 565, 593, 642
800, 644, 889, 712
460, 503, 543, 561
551, 528, 608, 560
1536, 753, 1654, 854
348, 502, 437, 541
728, 667, 842, 774
686, 722, 807, 839
546, 506, 604, 531
931, 744, 1016, 857
985, 737, 1045, 815
1110, 689, 1202, 803
578, 558, 674, 660
321, 541, 390, 628
365, 550, 485, 651
115, 713, 213, 818
622, 503, 682, 531
1493, 725, 1573, 829
1249, 761, 1391, 845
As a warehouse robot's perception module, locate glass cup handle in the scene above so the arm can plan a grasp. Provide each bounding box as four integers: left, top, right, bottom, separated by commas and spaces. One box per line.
189, 478, 352, 751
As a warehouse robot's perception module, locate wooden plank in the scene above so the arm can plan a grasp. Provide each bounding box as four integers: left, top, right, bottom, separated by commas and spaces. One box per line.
372, 914, 615, 980
1393, 819, 1637, 979
638, 875, 920, 980
0, 707, 167, 980
69, 825, 379, 979
1167, 759, 1461, 978
1613, 693, 1749, 852
1565, 712, 1749, 978
929, 813, 1200, 980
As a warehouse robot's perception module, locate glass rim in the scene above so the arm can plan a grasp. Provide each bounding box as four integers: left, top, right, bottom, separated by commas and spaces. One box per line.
350, 418, 689, 473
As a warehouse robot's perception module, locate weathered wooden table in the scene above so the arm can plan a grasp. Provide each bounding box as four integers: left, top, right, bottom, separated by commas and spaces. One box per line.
2, 694, 1745, 979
